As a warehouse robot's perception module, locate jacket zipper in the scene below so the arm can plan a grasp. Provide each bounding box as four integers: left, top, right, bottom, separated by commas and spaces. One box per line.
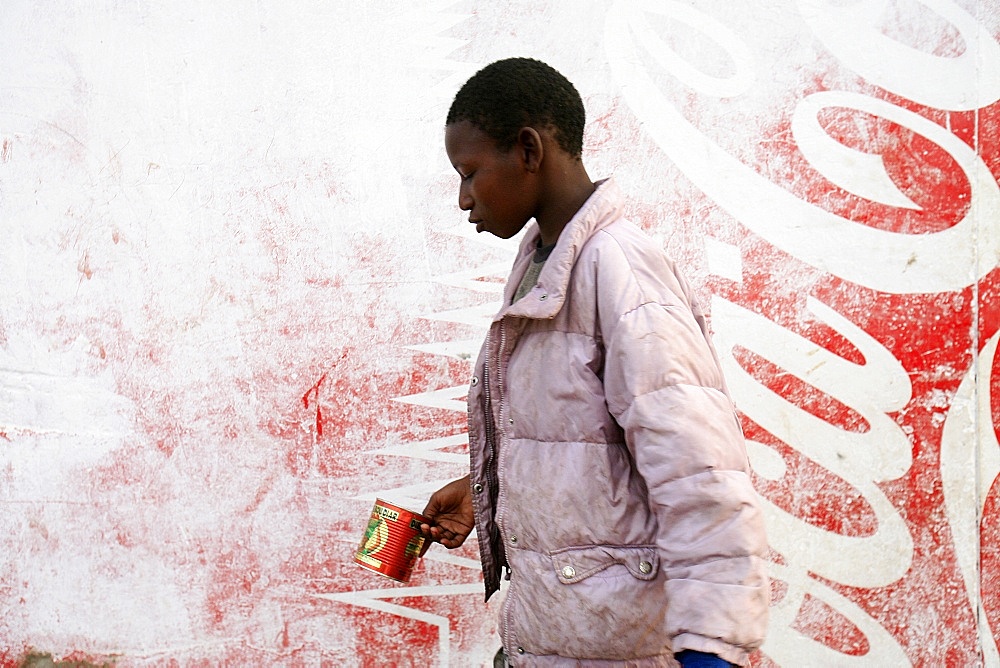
491, 322, 506, 542
482, 329, 501, 593
483, 329, 498, 510
493, 322, 514, 655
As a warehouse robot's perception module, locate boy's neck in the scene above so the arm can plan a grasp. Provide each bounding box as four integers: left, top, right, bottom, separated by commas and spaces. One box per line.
534, 160, 596, 247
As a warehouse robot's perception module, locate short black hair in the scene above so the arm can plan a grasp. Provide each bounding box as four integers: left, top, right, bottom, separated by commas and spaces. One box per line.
447, 57, 585, 158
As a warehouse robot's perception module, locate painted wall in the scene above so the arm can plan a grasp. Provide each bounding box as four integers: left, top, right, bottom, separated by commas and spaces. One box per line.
1, 0, 998, 665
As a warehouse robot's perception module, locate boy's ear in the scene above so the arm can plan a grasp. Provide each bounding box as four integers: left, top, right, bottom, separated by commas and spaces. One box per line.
516, 127, 544, 173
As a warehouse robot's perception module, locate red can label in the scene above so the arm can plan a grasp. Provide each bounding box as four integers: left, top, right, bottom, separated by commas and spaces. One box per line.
353, 499, 428, 583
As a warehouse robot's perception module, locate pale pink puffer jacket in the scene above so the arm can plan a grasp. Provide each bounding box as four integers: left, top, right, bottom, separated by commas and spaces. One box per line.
467, 178, 769, 666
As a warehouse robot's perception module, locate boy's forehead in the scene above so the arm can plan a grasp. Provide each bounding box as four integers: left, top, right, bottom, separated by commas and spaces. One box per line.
445, 121, 497, 159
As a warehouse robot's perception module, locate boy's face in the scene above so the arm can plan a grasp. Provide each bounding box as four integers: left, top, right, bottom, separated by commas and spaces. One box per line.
445, 120, 537, 239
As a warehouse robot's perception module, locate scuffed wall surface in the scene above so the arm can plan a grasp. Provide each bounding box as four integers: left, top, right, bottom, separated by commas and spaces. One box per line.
1, 0, 998, 665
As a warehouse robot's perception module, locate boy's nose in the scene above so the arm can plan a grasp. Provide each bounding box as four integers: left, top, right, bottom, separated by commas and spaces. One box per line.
458, 189, 473, 211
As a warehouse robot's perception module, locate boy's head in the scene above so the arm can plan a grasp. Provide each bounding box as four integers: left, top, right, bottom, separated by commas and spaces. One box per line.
447, 57, 585, 159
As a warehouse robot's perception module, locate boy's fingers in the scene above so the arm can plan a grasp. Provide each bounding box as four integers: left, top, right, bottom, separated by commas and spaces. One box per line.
417, 523, 468, 551
441, 535, 466, 548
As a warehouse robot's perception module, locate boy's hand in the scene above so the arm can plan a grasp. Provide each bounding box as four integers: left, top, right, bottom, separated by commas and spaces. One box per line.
419, 475, 475, 555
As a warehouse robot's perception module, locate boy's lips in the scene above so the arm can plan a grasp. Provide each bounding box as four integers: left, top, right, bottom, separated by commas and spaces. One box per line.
471, 219, 485, 233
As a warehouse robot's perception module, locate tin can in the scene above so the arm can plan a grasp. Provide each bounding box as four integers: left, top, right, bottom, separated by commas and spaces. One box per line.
353, 498, 429, 583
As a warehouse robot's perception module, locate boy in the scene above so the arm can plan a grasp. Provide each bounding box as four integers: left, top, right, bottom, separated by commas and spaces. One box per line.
420, 57, 769, 667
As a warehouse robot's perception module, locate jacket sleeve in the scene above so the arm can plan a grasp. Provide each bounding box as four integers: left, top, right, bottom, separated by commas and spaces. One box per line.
597, 242, 769, 666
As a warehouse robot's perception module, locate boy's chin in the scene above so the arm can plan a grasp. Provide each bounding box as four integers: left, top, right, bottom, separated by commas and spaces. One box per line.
489, 221, 531, 239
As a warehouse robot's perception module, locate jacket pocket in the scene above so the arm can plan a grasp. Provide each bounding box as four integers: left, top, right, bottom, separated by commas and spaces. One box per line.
505, 545, 667, 659
549, 544, 659, 584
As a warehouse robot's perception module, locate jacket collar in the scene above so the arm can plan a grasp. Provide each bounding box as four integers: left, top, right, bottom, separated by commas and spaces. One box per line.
497, 177, 622, 321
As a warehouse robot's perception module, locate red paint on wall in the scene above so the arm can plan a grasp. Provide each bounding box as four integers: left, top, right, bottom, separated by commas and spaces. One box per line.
790, 594, 870, 657
206, 542, 263, 629
992, 327, 1000, 446
815, 105, 972, 233
983, 475, 1000, 653
302, 372, 328, 438
656, 30, 1000, 657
